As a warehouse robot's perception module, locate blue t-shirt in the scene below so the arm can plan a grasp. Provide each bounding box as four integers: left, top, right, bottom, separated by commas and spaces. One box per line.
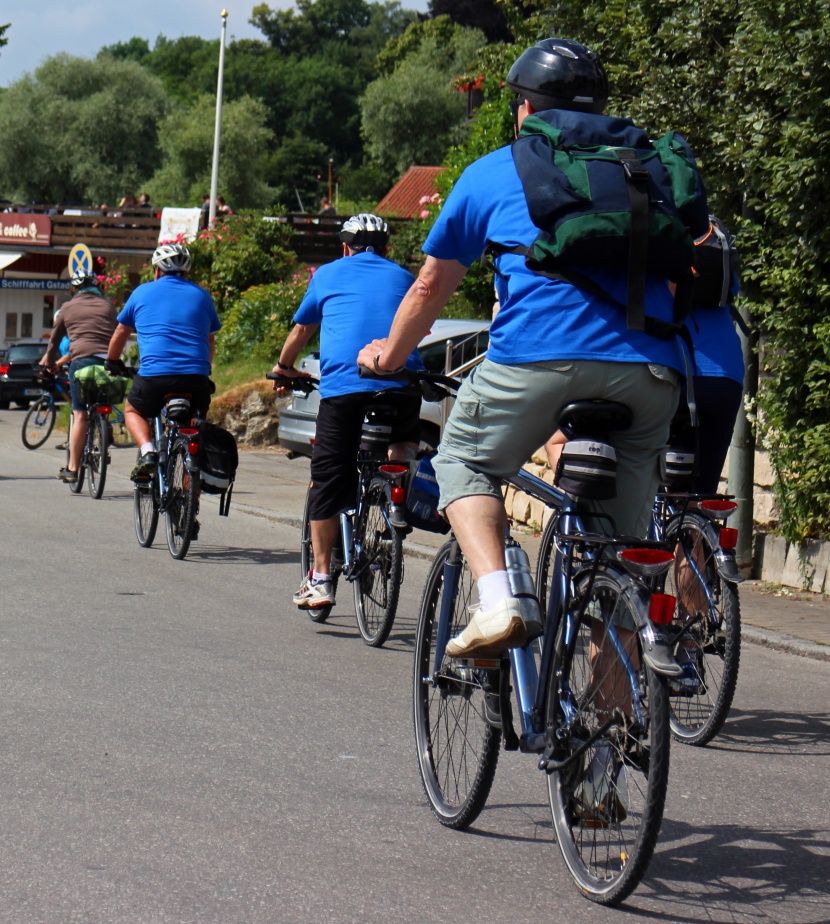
687, 307, 744, 384
293, 252, 422, 399
424, 123, 707, 373
118, 275, 221, 376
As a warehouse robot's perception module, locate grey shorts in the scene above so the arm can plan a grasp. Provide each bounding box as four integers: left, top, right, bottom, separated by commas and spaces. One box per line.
433, 358, 680, 538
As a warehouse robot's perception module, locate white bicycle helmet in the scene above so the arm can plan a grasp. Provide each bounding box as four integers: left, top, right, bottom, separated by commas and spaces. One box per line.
339, 213, 389, 253
152, 242, 192, 274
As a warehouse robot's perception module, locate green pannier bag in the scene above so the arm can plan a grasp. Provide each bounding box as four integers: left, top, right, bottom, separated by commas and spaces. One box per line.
73, 364, 129, 405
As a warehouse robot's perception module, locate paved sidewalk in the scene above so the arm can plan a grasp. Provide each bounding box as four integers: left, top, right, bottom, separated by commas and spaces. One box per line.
223, 446, 830, 662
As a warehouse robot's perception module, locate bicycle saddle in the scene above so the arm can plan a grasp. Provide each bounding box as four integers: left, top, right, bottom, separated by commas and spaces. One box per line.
557, 400, 633, 438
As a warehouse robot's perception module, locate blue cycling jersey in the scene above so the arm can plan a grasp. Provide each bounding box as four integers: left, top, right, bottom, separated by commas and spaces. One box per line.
118, 275, 221, 376
293, 252, 423, 399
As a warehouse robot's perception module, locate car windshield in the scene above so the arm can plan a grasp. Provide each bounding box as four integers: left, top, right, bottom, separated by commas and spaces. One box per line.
8, 344, 46, 362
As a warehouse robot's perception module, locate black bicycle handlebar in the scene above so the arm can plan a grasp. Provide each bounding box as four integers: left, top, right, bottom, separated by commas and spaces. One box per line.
357, 364, 461, 402
265, 371, 319, 394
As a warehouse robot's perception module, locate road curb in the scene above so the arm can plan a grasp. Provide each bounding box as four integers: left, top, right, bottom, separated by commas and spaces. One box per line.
740, 624, 830, 662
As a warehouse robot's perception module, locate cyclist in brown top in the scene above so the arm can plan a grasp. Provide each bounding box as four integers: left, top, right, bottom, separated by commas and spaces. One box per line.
41, 271, 118, 483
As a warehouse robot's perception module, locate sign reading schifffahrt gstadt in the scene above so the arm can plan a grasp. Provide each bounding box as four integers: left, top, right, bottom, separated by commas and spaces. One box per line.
0, 213, 51, 246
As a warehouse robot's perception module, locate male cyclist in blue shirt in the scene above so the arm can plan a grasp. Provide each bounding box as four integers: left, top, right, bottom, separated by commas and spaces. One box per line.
359, 39, 710, 671
273, 214, 423, 610
107, 243, 221, 480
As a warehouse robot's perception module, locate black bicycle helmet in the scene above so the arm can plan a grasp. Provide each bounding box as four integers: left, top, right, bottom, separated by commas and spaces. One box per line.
507, 38, 608, 114
339, 213, 389, 253
70, 271, 99, 289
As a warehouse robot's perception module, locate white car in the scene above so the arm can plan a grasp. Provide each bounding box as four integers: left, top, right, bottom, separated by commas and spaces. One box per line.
277, 318, 490, 457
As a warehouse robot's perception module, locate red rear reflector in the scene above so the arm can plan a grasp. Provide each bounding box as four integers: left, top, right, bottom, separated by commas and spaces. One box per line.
380, 464, 408, 476
719, 527, 738, 550
188, 441, 200, 455
179, 427, 199, 436
649, 593, 676, 624
391, 486, 405, 504
619, 548, 674, 567
701, 499, 738, 516
98, 405, 112, 415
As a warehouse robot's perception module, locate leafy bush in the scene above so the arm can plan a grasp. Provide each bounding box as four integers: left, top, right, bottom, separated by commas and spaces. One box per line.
178, 210, 299, 316
215, 269, 315, 364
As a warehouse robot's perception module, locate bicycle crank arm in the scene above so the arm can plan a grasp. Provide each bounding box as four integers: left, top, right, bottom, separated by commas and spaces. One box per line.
538, 716, 615, 773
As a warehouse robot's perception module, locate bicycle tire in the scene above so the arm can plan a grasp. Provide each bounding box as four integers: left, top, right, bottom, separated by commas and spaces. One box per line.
299, 485, 339, 623
66, 414, 85, 494
661, 512, 741, 746
110, 408, 135, 448
134, 459, 160, 547
545, 564, 670, 906
413, 540, 501, 828
165, 440, 199, 560
535, 513, 557, 624
353, 479, 402, 647
21, 396, 56, 449
86, 413, 109, 499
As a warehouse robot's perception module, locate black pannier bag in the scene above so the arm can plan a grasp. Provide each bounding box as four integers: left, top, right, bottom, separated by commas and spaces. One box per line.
198, 423, 238, 516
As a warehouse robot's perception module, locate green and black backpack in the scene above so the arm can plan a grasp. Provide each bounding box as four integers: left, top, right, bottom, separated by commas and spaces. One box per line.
490, 110, 710, 340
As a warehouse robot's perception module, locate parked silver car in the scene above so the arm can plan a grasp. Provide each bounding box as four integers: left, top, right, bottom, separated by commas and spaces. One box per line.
277, 318, 490, 458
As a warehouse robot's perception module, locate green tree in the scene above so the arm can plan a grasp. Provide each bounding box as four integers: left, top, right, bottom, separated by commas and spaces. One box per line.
362, 18, 485, 176
148, 94, 275, 209
0, 54, 168, 204
0, 22, 9, 54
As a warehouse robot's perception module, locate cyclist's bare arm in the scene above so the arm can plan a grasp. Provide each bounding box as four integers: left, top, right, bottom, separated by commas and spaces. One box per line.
271, 323, 318, 395
108, 323, 133, 361
357, 256, 468, 373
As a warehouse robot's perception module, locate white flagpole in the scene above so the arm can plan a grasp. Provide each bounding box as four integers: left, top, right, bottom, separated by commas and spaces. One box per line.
208, 10, 228, 228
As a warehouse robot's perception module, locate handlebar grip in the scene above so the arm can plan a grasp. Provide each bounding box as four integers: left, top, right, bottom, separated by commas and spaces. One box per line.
265, 371, 318, 393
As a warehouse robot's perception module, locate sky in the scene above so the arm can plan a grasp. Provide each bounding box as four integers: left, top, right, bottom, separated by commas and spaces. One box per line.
0, 0, 432, 87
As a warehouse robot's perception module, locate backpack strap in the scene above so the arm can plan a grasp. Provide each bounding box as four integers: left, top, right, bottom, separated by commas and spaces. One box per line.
614, 148, 650, 332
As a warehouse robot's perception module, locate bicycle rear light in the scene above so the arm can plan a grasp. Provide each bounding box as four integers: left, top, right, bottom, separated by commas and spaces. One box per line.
179, 427, 199, 436
700, 499, 738, 520
618, 547, 675, 577
649, 593, 676, 624
719, 527, 738, 550
98, 405, 112, 415
391, 485, 405, 505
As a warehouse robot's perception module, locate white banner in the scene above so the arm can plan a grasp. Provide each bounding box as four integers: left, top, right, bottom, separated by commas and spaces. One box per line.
158, 208, 202, 244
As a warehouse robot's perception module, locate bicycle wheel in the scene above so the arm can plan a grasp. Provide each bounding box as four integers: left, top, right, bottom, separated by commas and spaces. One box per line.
134, 461, 160, 547
86, 413, 109, 499
164, 440, 199, 560
299, 485, 340, 624
66, 414, 85, 494
413, 540, 501, 828
662, 512, 741, 746
545, 565, 670, 906
21, 396, 56, 449
110, 408, 135, 448
352, 479, 403, 647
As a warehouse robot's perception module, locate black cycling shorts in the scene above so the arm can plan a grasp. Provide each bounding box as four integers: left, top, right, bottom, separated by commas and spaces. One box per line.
308, 389, 421, 521
127, 373, 215, 419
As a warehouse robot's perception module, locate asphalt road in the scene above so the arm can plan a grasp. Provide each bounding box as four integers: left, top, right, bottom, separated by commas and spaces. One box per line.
1, 407, 829, 924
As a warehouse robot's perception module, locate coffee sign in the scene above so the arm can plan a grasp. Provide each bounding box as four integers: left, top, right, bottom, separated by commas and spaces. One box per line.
0, 213, 51, 246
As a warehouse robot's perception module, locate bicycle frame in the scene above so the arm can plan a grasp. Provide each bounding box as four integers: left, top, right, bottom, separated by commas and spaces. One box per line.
430, 465, 649, 757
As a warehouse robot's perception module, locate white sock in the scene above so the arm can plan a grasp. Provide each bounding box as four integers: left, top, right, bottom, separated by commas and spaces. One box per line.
312, 571, 331, 584
477, 571, 513, 612
140, 441, 154, 455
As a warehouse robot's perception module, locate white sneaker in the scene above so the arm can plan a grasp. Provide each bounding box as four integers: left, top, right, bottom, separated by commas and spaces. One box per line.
445, 598, 529, 657
293, 577, 335, 609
